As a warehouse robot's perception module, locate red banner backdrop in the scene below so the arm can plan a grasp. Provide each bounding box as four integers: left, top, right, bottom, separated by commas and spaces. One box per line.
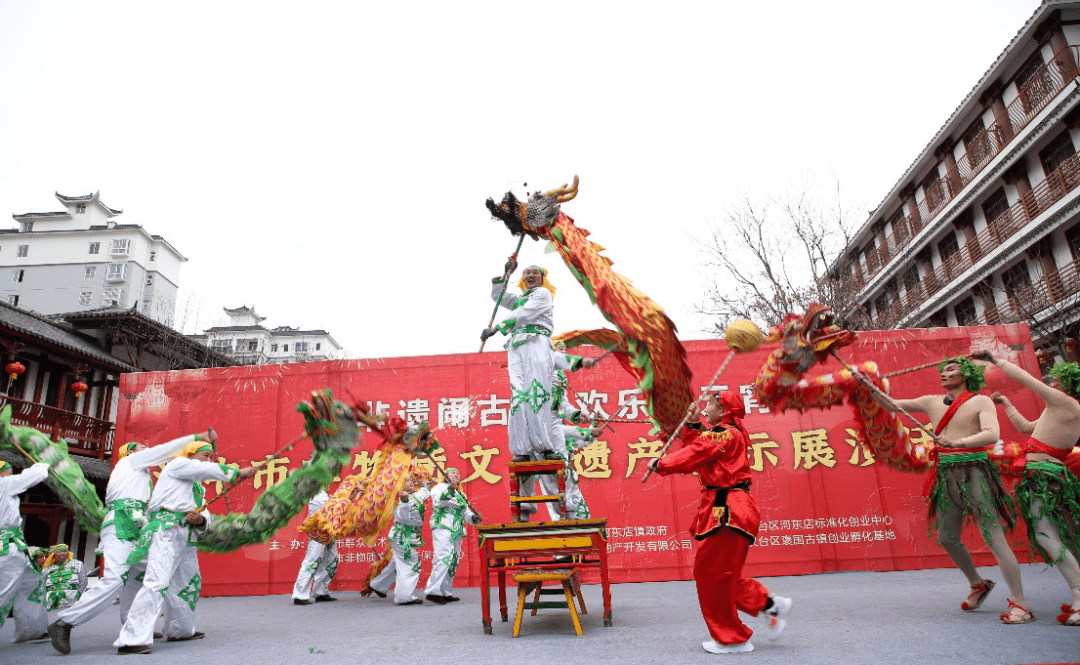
115, 324, 1042, 597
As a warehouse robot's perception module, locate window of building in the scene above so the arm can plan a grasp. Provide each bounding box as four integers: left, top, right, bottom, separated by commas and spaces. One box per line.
149, 250, 157, 262
863, 238, 879, 273
12, 269, 23, 283
316, 343, 321, 351
85, 266, 97, 279
903, 265, 922, 301
1066, 223, 1080, 260
1016, 51, 1052, 113
888, 208, 908, 246
1038, 130, 1077, 177
922, 169, 946, 211
954, 297, 978, 326
295, 342, 309, 353
283, 344, 289, 353
1002, 261, 1032, 294
101, 288, 124, 307
75, 203, 86, 213
16, 245, 28, 258
874, 291, 892, 318
110, 239, 130, 255
80, 291, 92, 306
88, 242, 100, 255
246, 340, 258, 351
982, 187, 1011, 225
211, 339, 233, 353
928, 309, 948, 328
938, 232, 960, 265
106, 264, 127, 281
271, 344, 278, 352
962, 117, 993, 168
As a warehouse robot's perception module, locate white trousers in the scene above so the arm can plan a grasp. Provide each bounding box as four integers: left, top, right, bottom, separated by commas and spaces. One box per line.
114, 527, 201, 647
58, 525, 144, 627
291, 540, 338, 600
424, 528, 462, 597
369, 533, 421, 604
507, 337, 559, 457
0, 550, 46, 642
538, 451, 589, 521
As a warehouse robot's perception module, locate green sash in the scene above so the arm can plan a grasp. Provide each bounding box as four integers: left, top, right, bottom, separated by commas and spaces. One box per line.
0, 525, 27, 556
102, 499, 149, 542
124, 510, 187, 568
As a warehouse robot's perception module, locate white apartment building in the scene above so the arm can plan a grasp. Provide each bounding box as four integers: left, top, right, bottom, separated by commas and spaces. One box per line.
191, 306, 342, 365
832, 2, 1080, 354
1, 192, 185, 326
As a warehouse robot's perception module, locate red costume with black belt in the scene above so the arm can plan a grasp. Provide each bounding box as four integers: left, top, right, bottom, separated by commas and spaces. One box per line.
654, 392, 769, 646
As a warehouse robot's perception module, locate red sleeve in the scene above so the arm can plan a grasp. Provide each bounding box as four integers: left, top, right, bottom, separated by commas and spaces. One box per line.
656, 429, 731, 475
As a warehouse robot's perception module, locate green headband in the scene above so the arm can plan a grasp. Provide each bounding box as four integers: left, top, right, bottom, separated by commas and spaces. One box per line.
937, 356, 986, 392
1050, 361, 1080, 398
0, 461, 10, 472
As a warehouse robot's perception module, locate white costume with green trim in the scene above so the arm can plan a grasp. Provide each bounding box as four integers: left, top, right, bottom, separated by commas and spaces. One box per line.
369, 487, 429, 604
114, 457, 236, 648
58, 434, 196, 628
539, 369, 592, 521
0, 462, 48, 642
423, 483, 479, 598
292, 491, 339, 601
44, 558, 87, 611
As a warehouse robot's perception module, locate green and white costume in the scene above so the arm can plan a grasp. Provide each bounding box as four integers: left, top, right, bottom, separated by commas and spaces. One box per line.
114, 456, 237, 648
0, 462, 48, 642
292, 491, 339, 601
538, 368, 593, 521
44, 558, 86, 611
58, 434, 196, 629
423, 483, 479, 599
369, 487, 429, 604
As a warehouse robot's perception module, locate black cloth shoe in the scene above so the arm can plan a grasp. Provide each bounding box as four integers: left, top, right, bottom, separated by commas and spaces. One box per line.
541, 451, 563, 461
47, 620, 72, 654
166, 632, 205, 642
153, 632, 163, 640
28, 632, 50, 642
426, 594, 448, 604
512, 455, 531, 463
371, 589, 387, 598
117, 644, 153, 655
293, 598, 313, 605
398, 598, 423, 605
314, 595, 337, 602
447, 595, 461, 602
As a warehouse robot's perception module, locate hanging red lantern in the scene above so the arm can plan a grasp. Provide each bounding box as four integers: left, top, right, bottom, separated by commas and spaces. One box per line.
5, 361, 25, 381
71, 380, 89, 397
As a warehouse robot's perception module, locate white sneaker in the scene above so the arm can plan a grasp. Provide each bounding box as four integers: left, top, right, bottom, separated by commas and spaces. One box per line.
702, 639, 754, 654
761, 596, 792, 641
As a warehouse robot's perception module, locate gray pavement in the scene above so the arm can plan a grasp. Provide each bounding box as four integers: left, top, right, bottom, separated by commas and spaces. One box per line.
3, 564, 1078, 664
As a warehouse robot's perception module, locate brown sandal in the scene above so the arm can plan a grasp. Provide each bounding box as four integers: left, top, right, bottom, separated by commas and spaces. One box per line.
999, 599, 1035, 624
961, 579, 995, 611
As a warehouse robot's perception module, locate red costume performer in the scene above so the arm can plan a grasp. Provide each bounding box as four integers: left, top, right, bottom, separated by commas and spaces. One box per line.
652, 391, 787, 651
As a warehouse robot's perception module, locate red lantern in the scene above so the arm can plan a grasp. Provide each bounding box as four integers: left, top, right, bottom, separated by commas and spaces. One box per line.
71, 380, 88, 397
5, 362, 25, 381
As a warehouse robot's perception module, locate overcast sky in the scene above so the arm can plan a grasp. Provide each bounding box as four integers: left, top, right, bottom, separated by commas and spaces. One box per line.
0, 0, 1042, 359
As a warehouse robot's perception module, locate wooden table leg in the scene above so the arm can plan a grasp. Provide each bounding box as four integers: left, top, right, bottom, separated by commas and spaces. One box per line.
600, 537, 613, 626
498, 569, 509, 622
482, 557, 493, 634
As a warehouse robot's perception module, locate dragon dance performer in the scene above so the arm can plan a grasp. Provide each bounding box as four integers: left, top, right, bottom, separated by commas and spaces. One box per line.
882, 357, 1030, 623
424, 467, 481, 604
369, 478, 430, 605
113, 441, 255, 654
42, 544, 86, 611
538, 358, 600, 521
983, 352, 1080, 626
648, 392, 791, 654
49, 430, 213, 655
0, 460, 49, 643
291, 489, 339, 605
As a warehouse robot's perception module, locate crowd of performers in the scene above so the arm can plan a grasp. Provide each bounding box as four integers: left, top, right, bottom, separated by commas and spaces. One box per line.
2, 252, 1080, 657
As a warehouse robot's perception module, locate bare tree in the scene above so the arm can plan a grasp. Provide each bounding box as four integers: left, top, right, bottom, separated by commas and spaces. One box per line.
698, 178, 862, 333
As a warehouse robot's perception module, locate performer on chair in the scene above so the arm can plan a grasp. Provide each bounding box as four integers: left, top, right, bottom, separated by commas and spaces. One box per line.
291, 489, 339, 605
982, 352, 1080, 626
882, 357, 1030, 623
424, 467, 481, 604
0, 460, 49, 643
539, 356, 600, 521
368, 478, 430, 605
42, 544, 86, 611
648, 391, 791, 654
49, 430, 213, 655
113, 442, 254, 655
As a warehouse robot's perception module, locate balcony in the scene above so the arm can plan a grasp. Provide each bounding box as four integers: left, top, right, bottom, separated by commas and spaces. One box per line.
863, 149, 1080, 329
1, 395, 114, 460
229, 351, 269, 365
839, 46, 1080, 306
971, 256, 1080, 330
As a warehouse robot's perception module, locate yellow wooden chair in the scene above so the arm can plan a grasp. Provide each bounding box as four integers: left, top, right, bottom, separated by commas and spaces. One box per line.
511, 569, 584, 637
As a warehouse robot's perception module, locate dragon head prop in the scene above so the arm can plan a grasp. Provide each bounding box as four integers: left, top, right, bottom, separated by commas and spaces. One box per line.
486, 176, 580, 240
768, 303, 855, 375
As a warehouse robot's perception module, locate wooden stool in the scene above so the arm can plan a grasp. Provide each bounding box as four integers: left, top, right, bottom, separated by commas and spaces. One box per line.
512, 569, 583, 637
507, 459, 567, 522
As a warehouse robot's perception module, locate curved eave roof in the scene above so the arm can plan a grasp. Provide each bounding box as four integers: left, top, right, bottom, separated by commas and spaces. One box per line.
0, 302, 136, 372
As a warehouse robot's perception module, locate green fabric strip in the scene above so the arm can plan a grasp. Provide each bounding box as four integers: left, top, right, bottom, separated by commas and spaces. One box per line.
125, 510, 186, 568
0, 525, 27, 556
102, 499, 149, 542
937, 451, 989, 464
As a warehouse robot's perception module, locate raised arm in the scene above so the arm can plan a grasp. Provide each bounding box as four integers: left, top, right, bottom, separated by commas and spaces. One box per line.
991, 392, 1036, 435
125, 433, 200, 470
989, 354, 1077, 409
0, 462, 49, 495
490, 278, 519, 311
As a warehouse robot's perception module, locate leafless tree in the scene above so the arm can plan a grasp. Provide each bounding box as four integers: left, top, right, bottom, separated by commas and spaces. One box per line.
698, 178, 862, 333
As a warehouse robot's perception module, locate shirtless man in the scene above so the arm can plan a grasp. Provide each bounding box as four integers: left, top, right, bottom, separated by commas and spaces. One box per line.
980, 351, 1080, 626
883, 357, 1030, 623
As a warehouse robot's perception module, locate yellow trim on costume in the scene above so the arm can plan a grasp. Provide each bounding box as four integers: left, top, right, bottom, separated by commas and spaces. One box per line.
517, 267, 557, 298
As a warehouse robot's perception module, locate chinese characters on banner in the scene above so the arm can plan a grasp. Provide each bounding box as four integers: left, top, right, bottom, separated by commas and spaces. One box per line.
116, 324, 1041, 596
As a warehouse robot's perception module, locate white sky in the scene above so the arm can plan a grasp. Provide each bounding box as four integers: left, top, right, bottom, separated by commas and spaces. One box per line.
0, 0, 1042, 359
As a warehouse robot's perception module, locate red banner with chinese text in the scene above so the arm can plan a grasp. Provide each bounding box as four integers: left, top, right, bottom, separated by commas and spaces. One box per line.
116, 324, 1042, 597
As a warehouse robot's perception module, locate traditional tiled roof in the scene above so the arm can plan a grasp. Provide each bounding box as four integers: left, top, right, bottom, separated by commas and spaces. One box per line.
0, 301, 135, 372
269, 327, 330, 337
204, 325, 266, 333
224, 305, 266, 322
0, 450, 111, 480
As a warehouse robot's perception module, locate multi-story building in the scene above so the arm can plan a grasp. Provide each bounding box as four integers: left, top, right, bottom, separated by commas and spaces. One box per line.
191, 306, 343, 364
2, 191, 186, 326
832, 2, 1080, 354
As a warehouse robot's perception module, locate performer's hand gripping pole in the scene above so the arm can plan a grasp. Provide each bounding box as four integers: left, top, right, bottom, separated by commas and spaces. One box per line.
828, 350, 938, 441
479, 234, 526, 353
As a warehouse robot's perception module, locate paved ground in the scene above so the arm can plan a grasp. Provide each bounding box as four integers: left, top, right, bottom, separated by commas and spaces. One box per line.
3, 564, 1078, 664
